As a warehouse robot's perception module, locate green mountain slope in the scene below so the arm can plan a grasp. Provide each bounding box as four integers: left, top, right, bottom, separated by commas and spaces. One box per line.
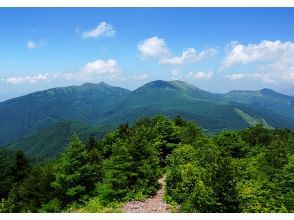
1, 80, 294, 156
0, 82, 130, 146
6, 121, 112, 159
98, 80, 292, 132
225, 88, 294, 120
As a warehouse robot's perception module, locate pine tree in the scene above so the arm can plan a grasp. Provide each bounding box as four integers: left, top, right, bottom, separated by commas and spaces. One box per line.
51, 134, 94, 203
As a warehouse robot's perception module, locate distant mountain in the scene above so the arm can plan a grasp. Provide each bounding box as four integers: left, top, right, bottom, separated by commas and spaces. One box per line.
0, 82, 130, 146
98, 80, 293, 131
1, 80, 294, 158
225, 88, 294, 120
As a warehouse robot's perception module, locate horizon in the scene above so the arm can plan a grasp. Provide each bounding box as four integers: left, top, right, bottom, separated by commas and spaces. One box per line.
1, 8, 294, 101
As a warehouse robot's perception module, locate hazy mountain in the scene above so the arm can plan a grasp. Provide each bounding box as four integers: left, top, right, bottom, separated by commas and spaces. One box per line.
1, 80, 294, 158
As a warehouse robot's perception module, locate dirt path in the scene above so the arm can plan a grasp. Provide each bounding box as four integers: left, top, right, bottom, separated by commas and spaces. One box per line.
122, 176, 170, 213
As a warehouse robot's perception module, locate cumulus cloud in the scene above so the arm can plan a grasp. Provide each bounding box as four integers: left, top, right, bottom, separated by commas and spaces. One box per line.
4, 73, 49, 84
222, 40, 294, 68
82, 22, 116, 38
137, 36, 169, 60
160, 48, 216, 65
26, 40, 43, 49
81, 59, 120, 75
222, 40, 294, 84
138, 36, 216, 65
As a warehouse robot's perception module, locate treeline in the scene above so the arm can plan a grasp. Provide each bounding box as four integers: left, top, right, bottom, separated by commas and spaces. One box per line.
0, 115, 293, 212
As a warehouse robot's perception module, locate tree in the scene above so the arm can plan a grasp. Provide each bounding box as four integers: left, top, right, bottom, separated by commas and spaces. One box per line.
214, 131, 249, 158
0, 149, 15, 199
98, 140, 136, 202
180, 121, 204, 145
5, 163, 55, 212
13, 150, 30, 183
51, 134, 95, 203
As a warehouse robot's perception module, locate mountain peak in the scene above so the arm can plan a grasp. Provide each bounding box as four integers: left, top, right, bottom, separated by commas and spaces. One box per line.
260, 88, 276, 95
143, 80, 178, 90
81, 82, 110, 88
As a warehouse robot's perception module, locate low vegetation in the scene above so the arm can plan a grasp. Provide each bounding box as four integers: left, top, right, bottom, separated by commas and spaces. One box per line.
0, 115, 293, 213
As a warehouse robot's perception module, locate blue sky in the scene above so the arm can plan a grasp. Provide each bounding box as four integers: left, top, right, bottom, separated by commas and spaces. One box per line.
0, 8, 294, 101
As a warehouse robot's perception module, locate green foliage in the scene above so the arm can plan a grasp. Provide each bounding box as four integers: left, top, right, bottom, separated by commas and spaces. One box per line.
40, 198, 61, 213
0, 149, 15, 199
98, 141, 136, 202
7, 121, 111, 159
51, 134, 99, 204
213, 131, 249, 158
1, 115, 294, 213
166, 124, 294, 213
5, 163, 55, 212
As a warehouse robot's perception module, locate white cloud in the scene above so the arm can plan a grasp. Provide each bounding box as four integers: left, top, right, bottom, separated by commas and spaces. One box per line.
169, 69, 213, 81
160, 48, 216, 65
4, 73, 49, 84
222, 40, 294, 68
222, 40, 294, 84
81, 59, 120, 75
225, 73, 245, 81
138, 36, 216, 65
187, 71, 213, 80
137, 36, 169, 60
82, 22, 116, 38
26, 40, 43, 49
225, 72, 277, 84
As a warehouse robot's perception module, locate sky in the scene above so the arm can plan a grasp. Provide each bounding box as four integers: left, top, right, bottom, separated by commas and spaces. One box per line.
0, 8, 294, 101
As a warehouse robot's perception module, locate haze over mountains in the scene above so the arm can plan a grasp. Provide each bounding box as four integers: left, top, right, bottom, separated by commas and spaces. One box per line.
1, 80, 294, 158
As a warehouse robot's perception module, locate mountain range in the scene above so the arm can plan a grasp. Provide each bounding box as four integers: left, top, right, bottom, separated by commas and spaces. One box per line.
1, 80, 294, 158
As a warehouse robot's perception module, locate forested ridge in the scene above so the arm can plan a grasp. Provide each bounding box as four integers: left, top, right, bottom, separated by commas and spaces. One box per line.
0, 115, 293, 213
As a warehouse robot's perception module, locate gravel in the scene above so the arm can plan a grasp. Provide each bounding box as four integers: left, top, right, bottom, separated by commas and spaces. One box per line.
122, 176, 170, 213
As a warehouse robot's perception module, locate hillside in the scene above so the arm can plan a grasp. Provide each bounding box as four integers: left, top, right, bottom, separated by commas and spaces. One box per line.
1, 80, 294, 157
6, 121, 112, 159
0, 82, 130, 146
97, 80, 294, 132
225, 88, 294, 121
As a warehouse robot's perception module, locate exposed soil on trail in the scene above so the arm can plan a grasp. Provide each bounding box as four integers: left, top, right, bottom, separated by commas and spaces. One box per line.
122, 176, 170, 213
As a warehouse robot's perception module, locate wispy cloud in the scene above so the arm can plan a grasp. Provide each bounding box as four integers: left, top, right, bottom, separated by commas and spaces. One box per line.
127, 74, 148, 81
26, 40, 44, 49
225, 73, 276, 84
170, 69, 213, 81
160, 48, 216, 65
225, 73, 245, 81
187, 71, 213, 80
82, 22, 116, 38
3, 73, 49, 84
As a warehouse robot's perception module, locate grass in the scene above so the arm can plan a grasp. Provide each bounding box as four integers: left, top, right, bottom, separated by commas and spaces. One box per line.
235, 108, 274, 129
